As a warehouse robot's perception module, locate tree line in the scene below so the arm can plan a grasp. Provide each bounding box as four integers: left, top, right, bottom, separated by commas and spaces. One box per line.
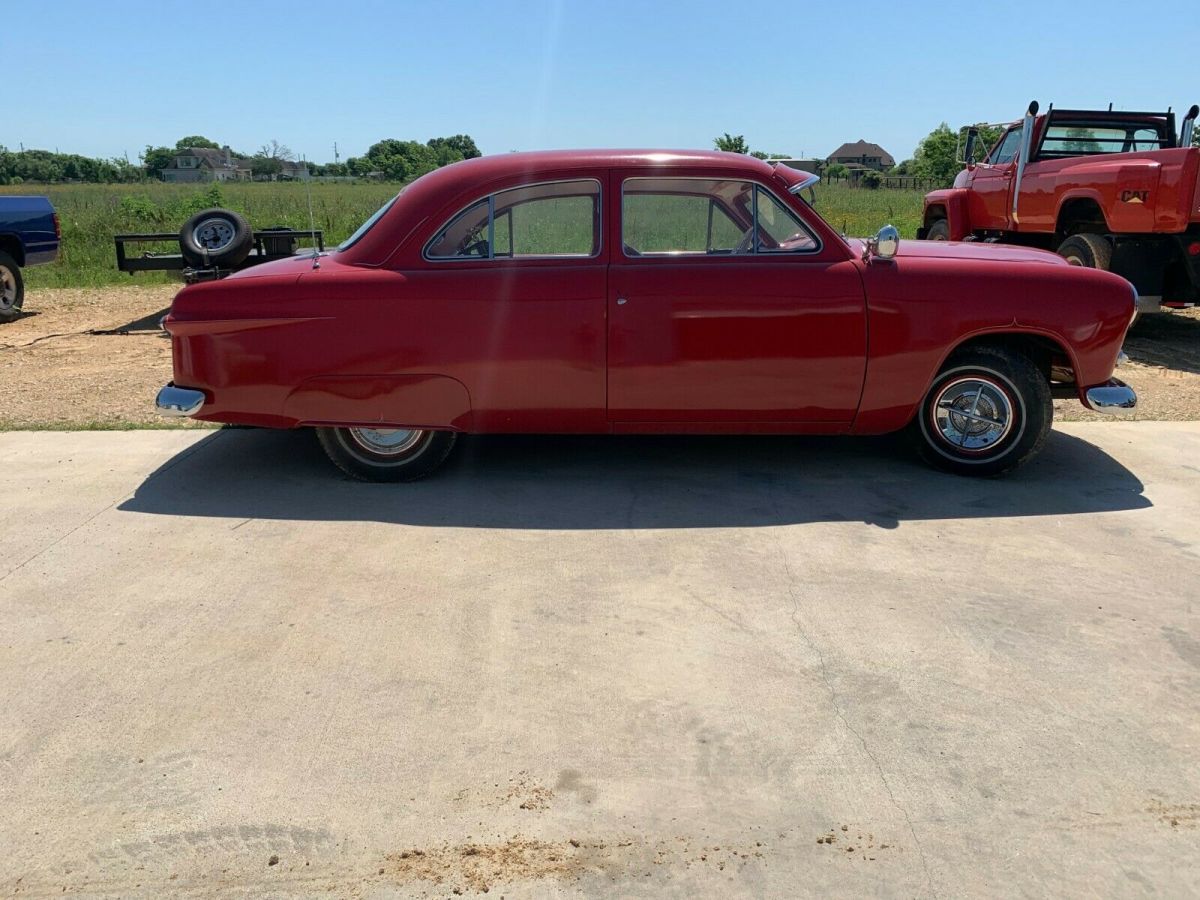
0, 133, 483, 185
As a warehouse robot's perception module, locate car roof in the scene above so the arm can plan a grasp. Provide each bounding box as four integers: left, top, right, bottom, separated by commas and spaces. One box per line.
441, 148, 776, 177
338, 149, 790, 265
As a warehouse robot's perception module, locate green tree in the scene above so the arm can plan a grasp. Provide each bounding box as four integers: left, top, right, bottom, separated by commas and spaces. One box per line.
825, 163, 849, 179
364, 139, 439, 181
175, 135, 221, 151
142, 145, 175, 178
714, 133, 749, 154
910, 123, 960, 187
250, 156, 283, 178
428, 135, 481, 162
861, 170, 882, 189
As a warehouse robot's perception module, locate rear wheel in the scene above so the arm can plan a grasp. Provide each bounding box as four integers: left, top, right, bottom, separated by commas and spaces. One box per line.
315, 426, 456, 482
0, 251, 24, 323
910, 346, 1052, 477
1056, 233, 1112, 270
926, 219, 950, 241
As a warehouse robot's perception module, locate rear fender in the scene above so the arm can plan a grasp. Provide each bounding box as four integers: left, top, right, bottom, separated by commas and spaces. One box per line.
283, 374, 473, 430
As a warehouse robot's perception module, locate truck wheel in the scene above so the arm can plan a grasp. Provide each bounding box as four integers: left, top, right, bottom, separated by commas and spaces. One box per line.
926, 219, 950, 241
910, 346, 1052, 477
315, 426, 457, 482
179, 208, 254, 268
1057, 233, 1112, 270
0, 251, 24, 323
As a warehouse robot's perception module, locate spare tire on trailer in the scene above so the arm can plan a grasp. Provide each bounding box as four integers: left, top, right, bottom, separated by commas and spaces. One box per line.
179, 208, 254, 268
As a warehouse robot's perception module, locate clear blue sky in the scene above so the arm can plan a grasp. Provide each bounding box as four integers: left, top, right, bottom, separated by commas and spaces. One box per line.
7, 0, 1199, 164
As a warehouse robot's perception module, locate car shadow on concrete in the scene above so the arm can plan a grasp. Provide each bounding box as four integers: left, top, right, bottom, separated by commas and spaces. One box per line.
117, 427, 1151, 529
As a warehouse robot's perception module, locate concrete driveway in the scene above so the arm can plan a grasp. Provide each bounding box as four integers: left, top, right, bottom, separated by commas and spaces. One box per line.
1, 423, 1198, 898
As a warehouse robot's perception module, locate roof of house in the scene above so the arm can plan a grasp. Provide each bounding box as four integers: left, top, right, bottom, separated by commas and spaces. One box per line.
166, 147, 237, 170
827, 140, 895, 166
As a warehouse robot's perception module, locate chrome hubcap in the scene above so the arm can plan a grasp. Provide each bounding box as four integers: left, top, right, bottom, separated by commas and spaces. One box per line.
931, 377, 1014, 452
347, 427, 424, 456
0, 266, 16, 307
193, 218, 236, 251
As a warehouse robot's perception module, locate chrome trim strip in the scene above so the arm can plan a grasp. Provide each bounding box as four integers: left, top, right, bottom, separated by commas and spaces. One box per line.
155, 384, 206, 417
784, 171, 821, 194
1085, 378, 1137, 415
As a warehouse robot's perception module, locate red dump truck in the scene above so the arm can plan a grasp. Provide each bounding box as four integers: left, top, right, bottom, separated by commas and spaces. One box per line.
919, 101, 1200, 314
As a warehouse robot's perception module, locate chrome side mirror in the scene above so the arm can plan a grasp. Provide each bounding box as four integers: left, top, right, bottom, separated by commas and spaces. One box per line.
867, 224, 899, 261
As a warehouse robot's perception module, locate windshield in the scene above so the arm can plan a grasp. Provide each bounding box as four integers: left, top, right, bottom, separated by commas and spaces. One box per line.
338, 190, 403, 251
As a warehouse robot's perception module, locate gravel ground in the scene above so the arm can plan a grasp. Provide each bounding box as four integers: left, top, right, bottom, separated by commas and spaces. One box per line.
1, 286, 1198, 428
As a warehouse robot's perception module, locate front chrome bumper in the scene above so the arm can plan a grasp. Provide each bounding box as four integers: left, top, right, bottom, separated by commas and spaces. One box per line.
1085, 378, 1137, 415
155, 384, 205, 417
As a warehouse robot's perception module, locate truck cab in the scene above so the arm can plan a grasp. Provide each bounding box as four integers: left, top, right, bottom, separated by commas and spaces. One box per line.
920, 102, 1200, 313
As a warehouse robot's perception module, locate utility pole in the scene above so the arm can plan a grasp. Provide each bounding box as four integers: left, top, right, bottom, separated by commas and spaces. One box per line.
333, 142, 339, 164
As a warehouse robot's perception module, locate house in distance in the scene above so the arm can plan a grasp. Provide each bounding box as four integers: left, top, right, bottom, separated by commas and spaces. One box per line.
827, 140, 895, 172
160, 146, 310, 183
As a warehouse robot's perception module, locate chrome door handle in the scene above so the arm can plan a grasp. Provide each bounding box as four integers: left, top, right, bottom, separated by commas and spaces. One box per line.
616, 297, 628, 305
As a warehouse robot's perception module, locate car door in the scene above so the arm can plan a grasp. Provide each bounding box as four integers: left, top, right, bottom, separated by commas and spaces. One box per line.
967, 126, 1022, 231
404, 177, 609, 432
607, 173, 867, 430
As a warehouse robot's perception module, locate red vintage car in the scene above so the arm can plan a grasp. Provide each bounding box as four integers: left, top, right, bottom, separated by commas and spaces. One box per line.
156, 149, 1137, 481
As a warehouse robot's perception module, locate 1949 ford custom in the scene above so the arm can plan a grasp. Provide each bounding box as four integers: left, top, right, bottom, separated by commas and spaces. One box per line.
156, 149, 1137, 481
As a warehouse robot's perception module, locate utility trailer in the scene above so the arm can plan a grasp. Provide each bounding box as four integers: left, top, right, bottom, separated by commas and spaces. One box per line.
114, 207, 324, 284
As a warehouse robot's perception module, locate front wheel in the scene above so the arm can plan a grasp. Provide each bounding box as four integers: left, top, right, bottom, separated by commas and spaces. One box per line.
315, 426, 457, 482
910, 346, 1052, 477
925, 219, 950, 241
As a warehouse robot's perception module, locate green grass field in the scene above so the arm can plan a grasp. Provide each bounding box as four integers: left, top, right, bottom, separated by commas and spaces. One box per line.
1, 180, 925, 289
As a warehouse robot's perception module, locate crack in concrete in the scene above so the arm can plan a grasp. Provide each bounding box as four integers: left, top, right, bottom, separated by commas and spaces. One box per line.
772, 532, 938, 899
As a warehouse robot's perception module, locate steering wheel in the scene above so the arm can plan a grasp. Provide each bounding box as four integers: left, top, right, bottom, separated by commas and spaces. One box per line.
460, 238, 489, 258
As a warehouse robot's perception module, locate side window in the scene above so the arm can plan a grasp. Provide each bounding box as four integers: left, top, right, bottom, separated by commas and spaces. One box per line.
988, 128, 1022, 165
425, 180, 600, 260
621, 178, 818, 256
425, 198, 491, 259
623, 179, 753, 255
755, 187, 818, 252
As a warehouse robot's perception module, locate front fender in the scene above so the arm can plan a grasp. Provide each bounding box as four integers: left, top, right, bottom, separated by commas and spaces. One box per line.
921, 189, 973, 240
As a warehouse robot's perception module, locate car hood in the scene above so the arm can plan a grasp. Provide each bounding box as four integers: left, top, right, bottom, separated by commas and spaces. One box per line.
223, 252, 330, 280
846, 238, 1068, 266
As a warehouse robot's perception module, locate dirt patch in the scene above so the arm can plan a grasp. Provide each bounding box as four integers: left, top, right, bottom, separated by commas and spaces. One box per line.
2, 286, 1199, 429
0, 285, 210, 429
1056, 308, 1200, 422
383, 832, 772, 894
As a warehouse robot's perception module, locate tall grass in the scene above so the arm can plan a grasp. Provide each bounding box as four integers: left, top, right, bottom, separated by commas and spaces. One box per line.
1, 180, 925, 289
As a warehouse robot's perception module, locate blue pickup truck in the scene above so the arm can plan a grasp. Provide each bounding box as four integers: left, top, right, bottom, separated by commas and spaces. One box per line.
1, 196, 60, 322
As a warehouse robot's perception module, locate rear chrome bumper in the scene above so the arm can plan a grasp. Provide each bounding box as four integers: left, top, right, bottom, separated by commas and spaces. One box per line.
155, 383, 205, 417
1085, 378, 1137, 415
